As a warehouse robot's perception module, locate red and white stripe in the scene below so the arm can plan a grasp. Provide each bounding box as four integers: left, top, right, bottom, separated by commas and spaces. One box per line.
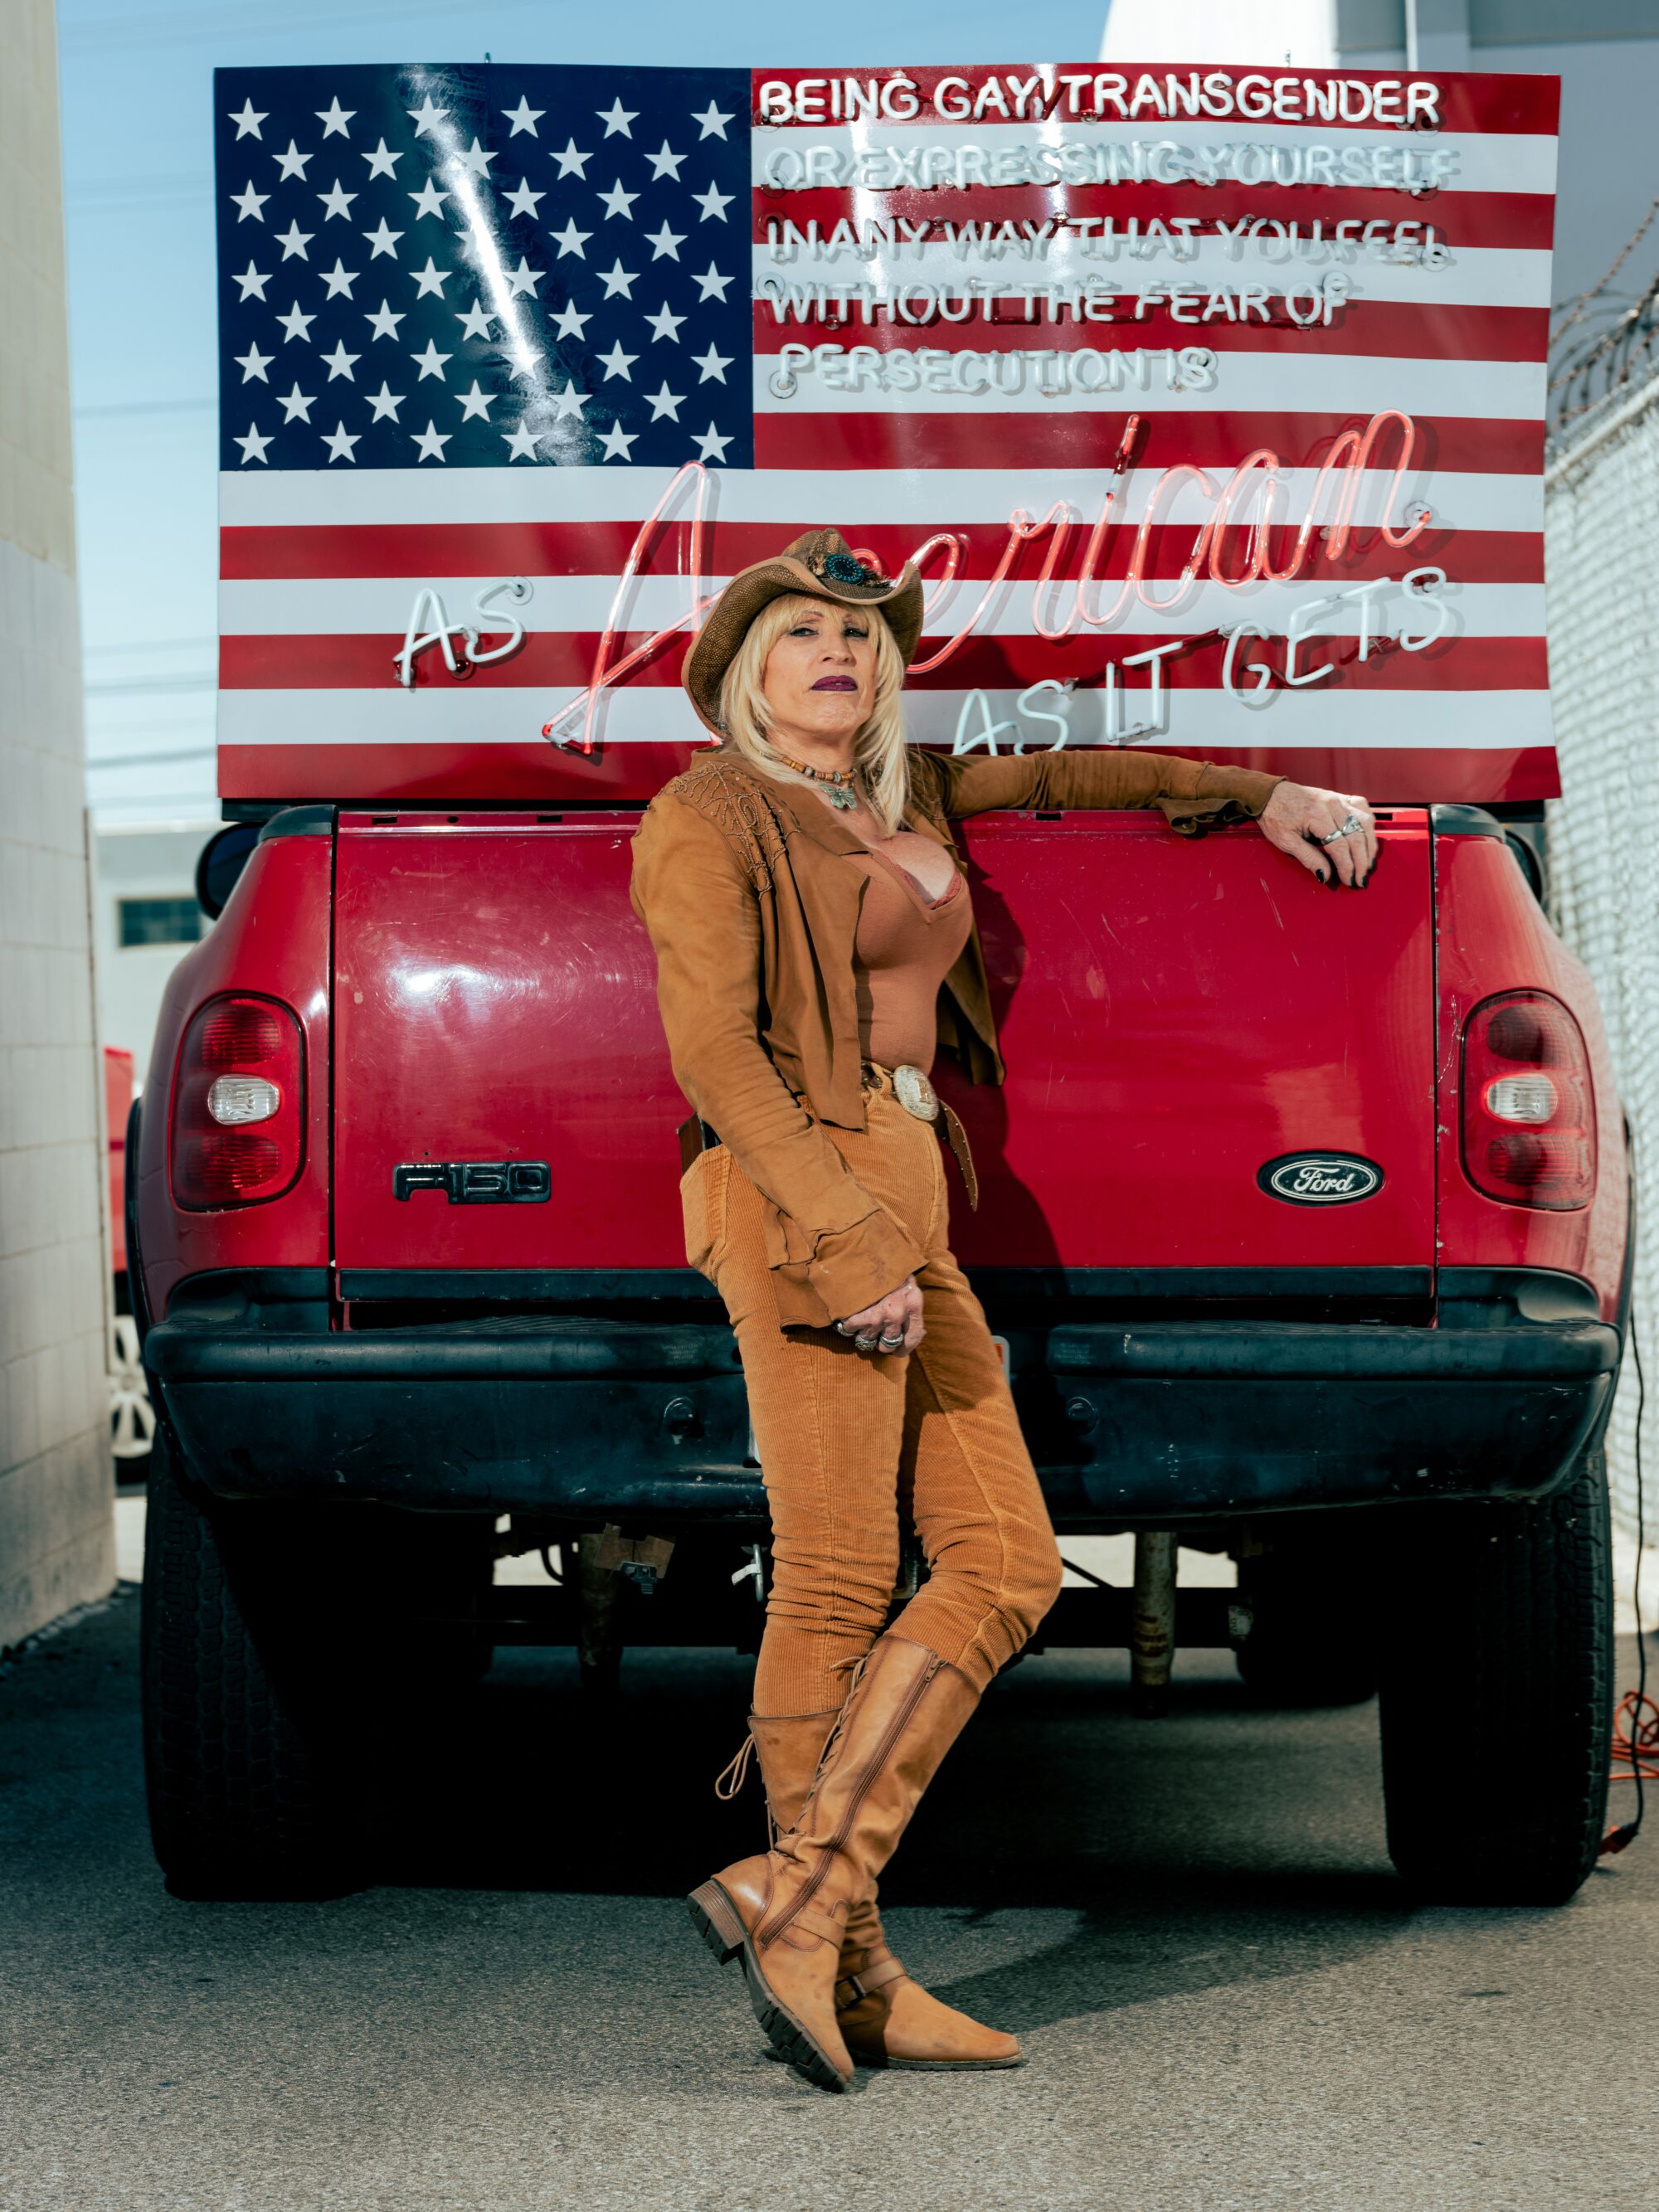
219, 65, 1560, 808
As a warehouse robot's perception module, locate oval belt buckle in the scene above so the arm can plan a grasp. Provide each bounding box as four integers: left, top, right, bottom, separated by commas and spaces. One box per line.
893, 1063, 940, 1123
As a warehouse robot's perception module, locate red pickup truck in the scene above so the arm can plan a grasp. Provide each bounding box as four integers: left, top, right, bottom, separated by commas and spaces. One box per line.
129, 787, 1627, 1905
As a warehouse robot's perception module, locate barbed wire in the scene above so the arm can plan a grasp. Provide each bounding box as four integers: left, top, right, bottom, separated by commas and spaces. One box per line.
1550, 196, 1659, 441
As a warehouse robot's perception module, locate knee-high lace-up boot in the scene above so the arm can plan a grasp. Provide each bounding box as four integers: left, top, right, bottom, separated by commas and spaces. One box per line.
688, 1634, 988, 2090
719, 1707, 1021, 2070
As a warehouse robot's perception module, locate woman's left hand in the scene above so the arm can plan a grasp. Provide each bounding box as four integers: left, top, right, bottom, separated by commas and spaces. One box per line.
1258, 782, 1378, 888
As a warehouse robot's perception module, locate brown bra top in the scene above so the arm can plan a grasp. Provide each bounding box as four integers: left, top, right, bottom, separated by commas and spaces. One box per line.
845, 845, 973, 1077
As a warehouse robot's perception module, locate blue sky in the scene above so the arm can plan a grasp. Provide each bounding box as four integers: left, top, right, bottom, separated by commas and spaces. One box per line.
60, 0, 1107, 825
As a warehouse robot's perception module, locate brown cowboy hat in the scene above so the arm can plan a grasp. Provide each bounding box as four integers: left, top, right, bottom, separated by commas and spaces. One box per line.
682, 527, 924, 736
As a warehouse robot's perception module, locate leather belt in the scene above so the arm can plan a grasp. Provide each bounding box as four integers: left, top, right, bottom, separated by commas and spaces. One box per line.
862, 1061, 979, 1213
677, 1113, 722, 1174
677, 1066, 978, 1212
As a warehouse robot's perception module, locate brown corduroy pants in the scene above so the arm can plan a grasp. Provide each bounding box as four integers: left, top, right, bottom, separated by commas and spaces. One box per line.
689, 1079, 1063, 1714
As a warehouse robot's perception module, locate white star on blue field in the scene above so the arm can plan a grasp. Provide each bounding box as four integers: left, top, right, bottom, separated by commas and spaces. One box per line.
216, 64, 752, 469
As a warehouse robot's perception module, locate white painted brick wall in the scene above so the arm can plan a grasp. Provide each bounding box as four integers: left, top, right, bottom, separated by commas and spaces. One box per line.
0, 0, 115, 1646
0, 542, 115, 1646
1545, 374, 1659, 1557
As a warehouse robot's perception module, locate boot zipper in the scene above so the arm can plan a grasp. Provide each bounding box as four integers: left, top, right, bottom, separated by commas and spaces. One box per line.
758, 1652, 941, 1947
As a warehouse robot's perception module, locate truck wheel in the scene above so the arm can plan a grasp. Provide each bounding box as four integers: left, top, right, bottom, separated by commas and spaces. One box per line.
141, 1432, 362, 1898
1233, 1536, 1379, 1707
1378, 1447, 1614, 1906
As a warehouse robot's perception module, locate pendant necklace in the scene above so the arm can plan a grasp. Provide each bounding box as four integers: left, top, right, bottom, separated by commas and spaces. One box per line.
776, 749, 860, 811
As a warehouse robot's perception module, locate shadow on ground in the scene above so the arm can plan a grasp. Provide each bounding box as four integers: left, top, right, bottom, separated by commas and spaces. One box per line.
367, 1637, 1418, 2030
7, 1593, 1655, 2212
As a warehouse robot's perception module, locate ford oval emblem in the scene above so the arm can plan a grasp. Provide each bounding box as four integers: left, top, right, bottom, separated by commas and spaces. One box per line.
1258, 1152, 1384, 1206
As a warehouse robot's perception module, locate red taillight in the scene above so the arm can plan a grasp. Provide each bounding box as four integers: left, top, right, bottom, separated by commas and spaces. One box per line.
170, 994, 305, 1209
1460, 989, 1594, 1209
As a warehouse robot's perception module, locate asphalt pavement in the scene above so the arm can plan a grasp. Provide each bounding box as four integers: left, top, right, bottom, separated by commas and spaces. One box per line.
2, 1587, 1656, 2212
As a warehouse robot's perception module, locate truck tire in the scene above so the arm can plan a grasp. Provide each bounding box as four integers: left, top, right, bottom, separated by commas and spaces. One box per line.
1233, 1536, 1379, 1706
1378, 1447, 1614, 1906
141, 1432, 362, 1898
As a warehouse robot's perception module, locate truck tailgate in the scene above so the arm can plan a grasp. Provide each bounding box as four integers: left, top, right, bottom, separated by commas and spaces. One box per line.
332, 813, 688, 1275
944, 809, 1433, 1269
331, 807, 1433, 1278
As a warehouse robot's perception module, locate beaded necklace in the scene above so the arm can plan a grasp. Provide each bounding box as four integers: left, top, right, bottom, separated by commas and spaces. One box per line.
773, 748, 861, 810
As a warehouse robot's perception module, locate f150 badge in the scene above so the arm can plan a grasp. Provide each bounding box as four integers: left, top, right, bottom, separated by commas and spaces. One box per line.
1258, 1153, 1384, 1206
393, 1160, 551, 1203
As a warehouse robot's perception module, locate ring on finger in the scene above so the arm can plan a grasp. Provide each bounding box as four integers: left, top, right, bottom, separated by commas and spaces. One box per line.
1319, 813, 1366, 844
878, 1332, 905, 1349
855, 1334, 878, 1350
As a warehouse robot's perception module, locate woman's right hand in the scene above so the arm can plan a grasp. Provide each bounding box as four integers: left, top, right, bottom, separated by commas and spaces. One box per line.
836, 1275, 925, 1355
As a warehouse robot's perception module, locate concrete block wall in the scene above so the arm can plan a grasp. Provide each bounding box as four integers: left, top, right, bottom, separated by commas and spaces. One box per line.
0, 0, 116, 1646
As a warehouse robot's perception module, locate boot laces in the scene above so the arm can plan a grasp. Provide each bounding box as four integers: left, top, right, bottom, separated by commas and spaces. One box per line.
712, 1731, 757, 1802
794, 1650, 873, 1823
712, 1665, 873, 1833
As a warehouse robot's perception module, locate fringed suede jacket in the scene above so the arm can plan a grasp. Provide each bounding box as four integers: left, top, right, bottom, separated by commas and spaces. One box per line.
629, 746, 1282, 1331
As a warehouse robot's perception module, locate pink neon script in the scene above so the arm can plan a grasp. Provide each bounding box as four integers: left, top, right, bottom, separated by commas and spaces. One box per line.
538, 411, 1431, 748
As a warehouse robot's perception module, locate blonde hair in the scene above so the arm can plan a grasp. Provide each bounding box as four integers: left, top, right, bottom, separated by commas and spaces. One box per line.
717, 592, 911, 834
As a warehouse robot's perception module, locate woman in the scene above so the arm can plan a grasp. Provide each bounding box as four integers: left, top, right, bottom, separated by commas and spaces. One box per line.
629, 528, 1377, 2092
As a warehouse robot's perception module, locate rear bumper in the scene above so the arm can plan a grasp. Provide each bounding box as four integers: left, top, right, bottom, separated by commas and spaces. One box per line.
1045, 1315, 1617, 1519
144, 1267, 1620, 1528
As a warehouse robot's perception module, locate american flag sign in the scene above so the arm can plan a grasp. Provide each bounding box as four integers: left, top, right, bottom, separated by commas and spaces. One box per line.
216, 62, 1559, 806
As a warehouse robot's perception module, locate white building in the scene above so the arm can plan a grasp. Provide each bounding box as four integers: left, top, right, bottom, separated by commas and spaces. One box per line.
2, 0, 115, 1646
91, 823, 218, 1091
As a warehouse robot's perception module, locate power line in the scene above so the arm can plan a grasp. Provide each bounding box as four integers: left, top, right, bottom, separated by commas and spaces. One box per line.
87, 746, 217, 771
80, 709, 218, 729
85, 673, 217, 696
66, 177, 211, 212
74, 398, 214, 420
60, 0, 546, 52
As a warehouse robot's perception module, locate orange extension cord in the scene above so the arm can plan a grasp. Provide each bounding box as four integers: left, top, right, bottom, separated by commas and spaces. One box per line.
1600, 1281, 1651, 1859
1603, 1690, 1659, 1855
1611, 1691, 1659, 1787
